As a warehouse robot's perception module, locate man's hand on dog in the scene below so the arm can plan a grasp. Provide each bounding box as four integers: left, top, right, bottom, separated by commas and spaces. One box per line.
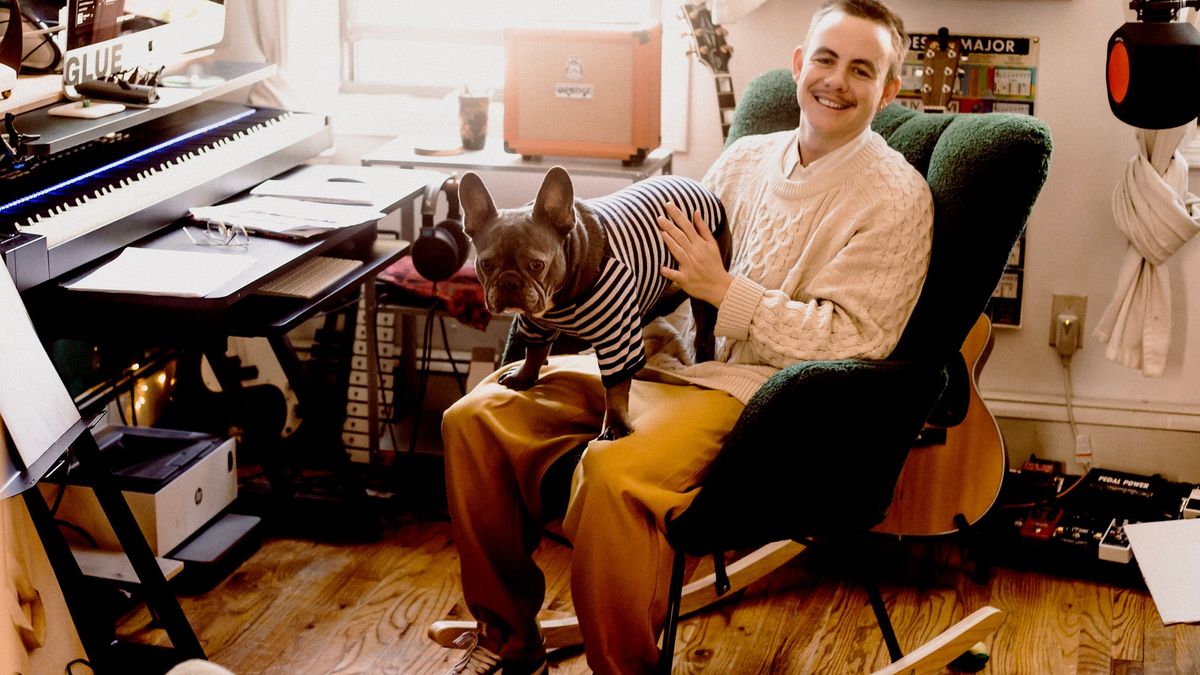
657, 202, 733, 307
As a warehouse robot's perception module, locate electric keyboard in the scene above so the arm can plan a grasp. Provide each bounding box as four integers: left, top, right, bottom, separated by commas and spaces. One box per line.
1, 100, 332, 290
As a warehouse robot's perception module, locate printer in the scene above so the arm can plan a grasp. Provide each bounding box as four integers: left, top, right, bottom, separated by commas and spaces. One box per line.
41, 426, 238, 556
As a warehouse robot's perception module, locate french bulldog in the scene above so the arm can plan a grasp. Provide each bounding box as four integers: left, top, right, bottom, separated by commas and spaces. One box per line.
459, 166, 730, 440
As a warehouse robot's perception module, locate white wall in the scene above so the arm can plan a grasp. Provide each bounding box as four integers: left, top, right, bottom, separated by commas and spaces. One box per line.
243, 0, 1200, 480
668, 0, 1200, 481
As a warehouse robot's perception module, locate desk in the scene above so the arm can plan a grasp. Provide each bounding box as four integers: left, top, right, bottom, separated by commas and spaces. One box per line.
361, 135, 673, 184
29, 164, 431, 500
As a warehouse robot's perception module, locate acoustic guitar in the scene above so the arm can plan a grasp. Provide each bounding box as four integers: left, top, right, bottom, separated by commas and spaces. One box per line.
874, 314, 1007, 536
680, 2, 737, 141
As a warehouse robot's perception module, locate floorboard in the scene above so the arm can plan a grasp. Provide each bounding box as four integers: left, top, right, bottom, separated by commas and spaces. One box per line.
112, 511, 1200, 674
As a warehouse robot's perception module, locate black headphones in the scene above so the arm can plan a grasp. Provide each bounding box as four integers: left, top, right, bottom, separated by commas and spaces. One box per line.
411, 174, 470, 282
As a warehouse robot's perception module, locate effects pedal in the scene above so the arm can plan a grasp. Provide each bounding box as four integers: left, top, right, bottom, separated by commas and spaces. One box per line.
1181, 487, 1200, 519
1099, 518, 1135, 564
1018, 507, 1063, 541
1054, 512, 1107, 551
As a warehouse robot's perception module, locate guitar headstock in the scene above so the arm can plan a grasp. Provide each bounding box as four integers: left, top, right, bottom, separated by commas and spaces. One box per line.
921, 28, 963, 113
680, 2, 733, 75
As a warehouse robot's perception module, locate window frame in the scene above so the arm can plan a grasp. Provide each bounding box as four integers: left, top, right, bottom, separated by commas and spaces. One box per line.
337, 0, 659, 98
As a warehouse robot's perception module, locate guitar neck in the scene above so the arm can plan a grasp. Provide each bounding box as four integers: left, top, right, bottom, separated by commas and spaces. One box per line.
713, 72, 737, 141
680, 2, 736, 142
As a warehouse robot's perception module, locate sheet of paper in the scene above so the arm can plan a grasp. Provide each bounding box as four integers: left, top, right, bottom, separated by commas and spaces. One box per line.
250, 179, 377, 206
65, 247, 258, 297
1125, 519, 1200, 624
0, 261, 83, 470
190, 196, 385, 238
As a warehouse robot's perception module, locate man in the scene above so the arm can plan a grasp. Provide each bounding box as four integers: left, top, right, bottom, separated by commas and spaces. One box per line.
440, 1, 933, 673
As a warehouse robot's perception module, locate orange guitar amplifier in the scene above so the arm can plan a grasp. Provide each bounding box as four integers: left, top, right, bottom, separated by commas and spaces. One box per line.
503, 21, 662, 163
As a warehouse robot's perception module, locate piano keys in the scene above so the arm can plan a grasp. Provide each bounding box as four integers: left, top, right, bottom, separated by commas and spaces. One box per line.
1, 100, 332, 290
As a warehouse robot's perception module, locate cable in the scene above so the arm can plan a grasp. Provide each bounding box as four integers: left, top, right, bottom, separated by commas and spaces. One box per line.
113, 395, 128, 425
1061, 362, 1081, 442
48, 454, 71, 516
314, 291, 363, 318
1061, 357, 1091, 469
437, 313, 466, 395
997, 470, 1091, 511
408, 299, 440, 454
55, 519, 98, 548
127, 368, 139, 427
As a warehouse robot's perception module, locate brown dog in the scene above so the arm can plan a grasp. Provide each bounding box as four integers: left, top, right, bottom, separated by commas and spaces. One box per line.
460, 166, 730, 440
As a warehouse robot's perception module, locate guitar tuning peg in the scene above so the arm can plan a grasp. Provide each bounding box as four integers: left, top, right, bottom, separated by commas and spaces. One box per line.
699, 45, 711, 55
720, 45, 733, 55
716, 26, 729, 37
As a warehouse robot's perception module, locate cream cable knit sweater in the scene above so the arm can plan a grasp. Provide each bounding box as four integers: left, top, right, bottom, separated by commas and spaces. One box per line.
640, 126, 933, 404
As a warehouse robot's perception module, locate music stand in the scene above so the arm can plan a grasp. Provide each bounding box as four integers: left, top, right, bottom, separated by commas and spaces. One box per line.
0, 262, 205, 672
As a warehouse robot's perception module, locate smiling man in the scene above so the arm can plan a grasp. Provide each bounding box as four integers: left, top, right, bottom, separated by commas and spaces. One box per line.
439, 1, 932, 673
793, 0, 906, 163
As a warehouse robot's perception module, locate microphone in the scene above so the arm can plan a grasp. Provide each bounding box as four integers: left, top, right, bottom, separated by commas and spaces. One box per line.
1106, 1, 1200, 129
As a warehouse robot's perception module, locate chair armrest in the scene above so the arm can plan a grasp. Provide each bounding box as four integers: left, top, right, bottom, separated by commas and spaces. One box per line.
667, 358, 948, 554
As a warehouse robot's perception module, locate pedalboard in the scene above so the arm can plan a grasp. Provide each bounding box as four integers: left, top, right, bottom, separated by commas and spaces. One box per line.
992, 459, 1198, 579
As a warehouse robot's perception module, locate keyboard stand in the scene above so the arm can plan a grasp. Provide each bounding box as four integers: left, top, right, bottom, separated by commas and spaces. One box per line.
22, 428, 206, 671
203, 234, 405, 529
30, 227, 411, 533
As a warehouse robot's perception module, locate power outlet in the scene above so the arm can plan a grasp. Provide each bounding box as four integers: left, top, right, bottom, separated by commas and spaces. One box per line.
1049, 294, 1087, 351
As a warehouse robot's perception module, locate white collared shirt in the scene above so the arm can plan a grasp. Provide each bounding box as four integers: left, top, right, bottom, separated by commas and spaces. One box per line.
781, 126, 875, 180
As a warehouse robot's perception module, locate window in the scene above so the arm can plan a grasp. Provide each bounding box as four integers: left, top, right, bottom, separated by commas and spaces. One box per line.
339, 0, 658, 97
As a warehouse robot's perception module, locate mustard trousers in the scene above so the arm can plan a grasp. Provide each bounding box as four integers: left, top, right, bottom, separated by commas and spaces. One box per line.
441, 354, 744, 675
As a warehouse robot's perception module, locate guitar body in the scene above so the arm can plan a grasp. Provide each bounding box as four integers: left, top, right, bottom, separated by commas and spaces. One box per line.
873, 315, 1007, 536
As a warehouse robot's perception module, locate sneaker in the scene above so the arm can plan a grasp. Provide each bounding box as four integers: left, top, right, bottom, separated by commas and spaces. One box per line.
446, 632, 548, 675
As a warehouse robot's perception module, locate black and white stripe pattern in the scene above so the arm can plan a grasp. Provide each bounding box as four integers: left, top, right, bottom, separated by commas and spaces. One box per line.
515, 176, 726, 386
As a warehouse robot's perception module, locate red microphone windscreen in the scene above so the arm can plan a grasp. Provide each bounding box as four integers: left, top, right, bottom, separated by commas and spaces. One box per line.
1107, 22, 1200, 129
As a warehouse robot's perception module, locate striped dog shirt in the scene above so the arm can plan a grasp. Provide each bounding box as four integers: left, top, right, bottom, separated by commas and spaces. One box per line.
514, 175, 727, 387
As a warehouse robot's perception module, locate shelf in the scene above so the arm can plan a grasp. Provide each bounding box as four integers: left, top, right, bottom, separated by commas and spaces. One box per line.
13, 61, 277, 155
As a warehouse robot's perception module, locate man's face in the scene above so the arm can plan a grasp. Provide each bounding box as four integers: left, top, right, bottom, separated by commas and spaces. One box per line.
793, 11, 901, 158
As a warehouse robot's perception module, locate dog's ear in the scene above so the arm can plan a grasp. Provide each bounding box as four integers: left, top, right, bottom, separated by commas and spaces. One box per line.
459, 171, 497, 238
533, 166, 576, 236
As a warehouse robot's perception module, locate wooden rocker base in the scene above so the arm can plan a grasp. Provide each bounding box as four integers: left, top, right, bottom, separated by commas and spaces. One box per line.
872, 606, 1004, 675
428, 540, 808, 650
430, 540, 1004, 674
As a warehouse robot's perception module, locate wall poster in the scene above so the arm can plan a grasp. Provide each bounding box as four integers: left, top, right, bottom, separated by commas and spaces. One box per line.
896, 31, 1040, 327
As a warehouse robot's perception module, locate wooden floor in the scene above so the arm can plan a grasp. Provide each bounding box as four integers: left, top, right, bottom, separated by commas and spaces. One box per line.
113, 499, 1200, 675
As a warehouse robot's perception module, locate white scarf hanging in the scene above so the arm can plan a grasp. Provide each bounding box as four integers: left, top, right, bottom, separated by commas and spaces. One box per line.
1094, 122, 1200, 376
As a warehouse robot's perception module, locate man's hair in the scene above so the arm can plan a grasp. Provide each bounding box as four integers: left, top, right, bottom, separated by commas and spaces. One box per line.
807, 0, 908, 82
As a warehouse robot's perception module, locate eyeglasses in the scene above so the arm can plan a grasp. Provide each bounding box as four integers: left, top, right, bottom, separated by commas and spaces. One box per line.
184, 220, 250, 248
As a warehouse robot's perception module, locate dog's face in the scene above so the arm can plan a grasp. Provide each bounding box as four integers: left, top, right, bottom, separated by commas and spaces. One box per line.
459, 167, 578, 316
